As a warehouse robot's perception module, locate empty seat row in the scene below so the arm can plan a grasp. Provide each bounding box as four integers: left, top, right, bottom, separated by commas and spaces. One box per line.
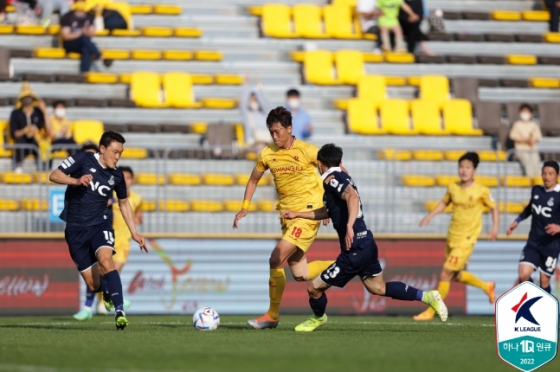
0, 25, 200, 38
134, 173, 273, 186
34, 48, 222, 62
377, 149, 506, 162
423, 200, 526, 214
402, 174, 541, 188
426, 32, 560, 44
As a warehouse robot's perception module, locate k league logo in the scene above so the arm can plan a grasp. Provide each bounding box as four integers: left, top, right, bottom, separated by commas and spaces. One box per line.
496, 282, 559, 371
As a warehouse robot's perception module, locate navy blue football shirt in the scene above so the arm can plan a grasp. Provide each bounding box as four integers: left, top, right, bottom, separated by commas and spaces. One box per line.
517, 184, 560, 247
58, 152, 127, 228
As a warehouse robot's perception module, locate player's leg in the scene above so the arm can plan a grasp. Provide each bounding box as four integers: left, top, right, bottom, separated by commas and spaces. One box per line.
112, 237, 132, 310
294, 278, 330, 332
540, 271, 552, 294
537, 245, 559, 293
519, 244, 540, 284
97, 246, 128, 330
456, 269, 494, 303
288, 252, 334, 282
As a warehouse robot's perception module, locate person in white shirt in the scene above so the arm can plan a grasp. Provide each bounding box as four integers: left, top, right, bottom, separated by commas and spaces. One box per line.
357, 0, 383, 52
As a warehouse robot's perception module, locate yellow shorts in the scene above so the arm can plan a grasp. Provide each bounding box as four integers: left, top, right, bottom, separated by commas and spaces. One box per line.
444, 239, 475, 272
280, 217, 320, 252
113, 236, 131, 264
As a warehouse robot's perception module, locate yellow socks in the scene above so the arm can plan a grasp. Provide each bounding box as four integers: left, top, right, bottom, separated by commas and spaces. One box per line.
458, 271, 489, 293
437, 281, 451, 300
266, 269, 286, 320
308, 260, 335, 279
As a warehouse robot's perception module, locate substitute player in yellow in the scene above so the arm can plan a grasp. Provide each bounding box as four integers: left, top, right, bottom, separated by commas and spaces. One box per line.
414, 152, 499, 321
233, 107, 334, 329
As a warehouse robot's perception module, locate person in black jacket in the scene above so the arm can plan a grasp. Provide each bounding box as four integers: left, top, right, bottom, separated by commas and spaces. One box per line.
546, 0, 560, 32
399, 0, 433, 55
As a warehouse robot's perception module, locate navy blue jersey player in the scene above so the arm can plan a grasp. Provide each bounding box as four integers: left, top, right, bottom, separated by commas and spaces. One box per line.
507, 160, 560, 294
281, 144, 448, 332
49, 131, 147, 330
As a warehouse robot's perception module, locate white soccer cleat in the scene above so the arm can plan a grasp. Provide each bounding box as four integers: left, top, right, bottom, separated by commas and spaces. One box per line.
424, 290, 448, 322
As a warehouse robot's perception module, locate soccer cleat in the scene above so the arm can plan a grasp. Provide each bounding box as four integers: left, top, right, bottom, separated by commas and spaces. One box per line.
413, 308, 435, 321
487, 281, 496, 304
124, 299, 132, 311
423, 290, 448, 322
247, 314, 279, 329
73, 309, 92, 321
103, 292, 115, 312
295, 315, 328, 332
115, 310, 128, 330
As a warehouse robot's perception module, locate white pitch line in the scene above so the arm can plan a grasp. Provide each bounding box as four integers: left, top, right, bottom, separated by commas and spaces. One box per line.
0, 364, 194, 372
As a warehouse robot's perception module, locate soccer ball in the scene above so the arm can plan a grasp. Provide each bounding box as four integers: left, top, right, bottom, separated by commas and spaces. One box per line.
192, 307, 220, 331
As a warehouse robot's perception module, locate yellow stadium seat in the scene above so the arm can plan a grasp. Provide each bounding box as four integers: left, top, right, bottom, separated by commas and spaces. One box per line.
401, 175, 435, 187
47, 25, 60, 35
95, 30, 110, 37
385, 76, 407, 86
33, 172, 53, 183
200, 98, 238, 109
140, 200, 156, 212
191, 200, 224, 212
0, 25, 14, 34
168, 173, 202, 186
234, 174, 270, 186
507, 55, 537, 65
533, 176, 549, 186
443, 100, 482, 136
154, 4, 182, 15
142, 27, 173, 37
130, 4, 153, 14
194, 51, 223, 61
202, 174, 234, 186
130, 72, 167, 108
362, 52, 384, 63
324, 5, 360, 39
1, 172, 32, 184
522, 10, 549, 21
293, 4, 327, 38
0, 121, 11, 158
84, 72, 118, 84
544, 32, 560, 43
290, 51, 305, 62
357, 75, 387, 104
121, 148, 147, 159
475, 176, 499, 187
377, 149, 411, 161
529, 77, 560, 88
72, 120, 104, 144
5, 4, 14, 12
119, 73, 131, 84
247, 5, 262, 16
380, 99, 415, 135
420, 75, 449, 108
16, 25, 45, 35
67, 52, 81, 59
0, 200, 19, 211
131, 50, 162, 60
411, 100, 447, 135
412, 150, 444, 161
191, 74, 214, 84
159, 200, 190, 212
102, 49, 130, 60
135, 173, 165, 185
384, 52, 414, 63
261, 4, 297, 38
174, 27, 203, 38
190, 122, 208, 134
335, 50, 364, 85
257, 200, 278, 212
435, 174, 460, 186
224, 200, 257, 212
424, 200, 453, 213
443, 150, 465, 161
21, 199, 48, 211
162, 72, 203, 108
478, 150, 507, 162
163, 50, 193, 61
491, 10, 521, 21
214, 74, 243, 85
501, 175, 531, 187
112, 30, 141, 37
407, 76, 421, 86
304, 50, 340, 85
332, 0, 357, 5
347, 99, 384, 135
499, 202, 525, 214
35, 48, 65, 59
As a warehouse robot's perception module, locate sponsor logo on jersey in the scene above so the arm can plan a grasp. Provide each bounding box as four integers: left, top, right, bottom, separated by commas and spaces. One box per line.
89, 168, 96, 173
108, 176, 115, 186
534, 195, 539, 200
532, 204, 552, 218
547, 197, 554, 207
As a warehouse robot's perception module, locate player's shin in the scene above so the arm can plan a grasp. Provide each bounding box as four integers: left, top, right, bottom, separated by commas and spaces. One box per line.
384, 281, 422, 301
84, 287, 96, 310
267, 269, 286, 320
309, 293, 327, 317
457, 271, 488, 292
104, 270, 125, 312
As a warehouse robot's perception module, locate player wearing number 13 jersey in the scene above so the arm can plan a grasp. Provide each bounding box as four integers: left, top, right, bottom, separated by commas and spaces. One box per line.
233, 107, 334, 329
281, 144, 448, 331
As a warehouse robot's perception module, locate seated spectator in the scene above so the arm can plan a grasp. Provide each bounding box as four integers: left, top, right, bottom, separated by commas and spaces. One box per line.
48, 99, 77, 155
376, 0, 419, 52
38, 0, 71, 26
91, 4, 127, 32
284, 89, 312, 140
399, 0, 432, 55
0, 0, 6, 23
357, 0, 383, 52
509, 104, 542, 177
9, 82, 49, 173
60, 0, 110, 73
14, 0, 40, 25
240, 79, 272, 152
546, 0, 560, 32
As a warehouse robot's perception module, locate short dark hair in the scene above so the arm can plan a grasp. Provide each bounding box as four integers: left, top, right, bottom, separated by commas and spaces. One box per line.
458, 151, 480, 168
318, 143, 343, 168
543, 160, 559, 174
519, 103, 533, 113
52, 100, 67, 108
80, 142, 99, 153
99, 131, 125, 149
119, 165, 134, 178
266, 106, 292, 129
286, 89, 300, 97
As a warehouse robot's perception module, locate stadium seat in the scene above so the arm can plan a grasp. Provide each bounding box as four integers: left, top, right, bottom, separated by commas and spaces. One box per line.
130, 4, 153, 14
385, 76, 407, 86
261, 4, 297, 38
191, 200, 224, 212
194, 51, 223, 61
16, 25, 45, 35
522, 10, 549, 21
121, 148, 147, 159
424, 200, 453, 213
135, 173, 165, 185
377, 149, 411, 161
499, 202, 525, 214
501, 175, 532, 187
130, 72, 167, 108
412, 150, 443, 161
335, 50, 364, 85
162, 72, 202, 108
200, 98, 238, 109
159, 200, 190, 212
358, 75, 387, 103
33, 172, 51, 184
435, 175, 460, 186
85, 72, 118, 84
401, 175, 435, 187
174, 28, 203, 38
544, 33, 560, 43
0, 199, 19, 211
215, 74, 243, 85
407, 76, 421, 86
507, 55, 537, 65
443, 150, 465, 161
234, 174, 270, 186
163, 50, 194, 61
142, 27, 173, 37
323, 5, 360, 39
257, 200, 277, 212
167, 173, 201, 186
21, 199, 48, 211
102, 50, 130, 60
384, 52, 414, 63
420, 75, 449, 108
72, 120, 104, 144
411, 100, 448, 135
0, 25, 14, 34
380, 100, 416, 135
224, 200, 257, 212
362, 52, 383, 63
475, 176, 499, 187
477, 150, 507, 162
304, 50, 340, 85
443, 100, 483, 136
140, 200, 156, 212
347, 99, 384, 135
529, 77, 560, 88
34, 48, 65, 59
202, 174, 234, 186
1, 172, 32, 184
491, 11, 521, 21
131, 50, 162, 60
112, 29, 141, 37
154, 4, 182, 15
190, 122, 208, 134
293, 4, 327, 38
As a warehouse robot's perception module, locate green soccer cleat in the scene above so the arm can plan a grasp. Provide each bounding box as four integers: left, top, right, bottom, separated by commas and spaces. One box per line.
422, 290, 448, 322
294, 314, 328, 332
115, 310, 128, 330
124, 299, 132, 311
73, 309, 92, 321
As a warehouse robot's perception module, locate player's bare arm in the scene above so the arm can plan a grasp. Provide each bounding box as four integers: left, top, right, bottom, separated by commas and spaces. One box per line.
419, 200, 448, 227
280, 207, 329, 221
117, 198, 148, 253
341, 186, 360, 250
488, 205, 499, 240
233, 168, 264, 228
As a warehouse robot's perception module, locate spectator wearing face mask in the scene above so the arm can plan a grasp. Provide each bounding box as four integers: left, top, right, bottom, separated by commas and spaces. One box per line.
285, 89, 312, 140
509, 104, 542, 177
240, 79, 273, 151
49, 100, 77, 155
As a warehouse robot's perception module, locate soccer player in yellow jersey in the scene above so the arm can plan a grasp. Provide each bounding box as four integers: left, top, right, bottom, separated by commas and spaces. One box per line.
234, 107, 334, 329
413, 152, 499, 321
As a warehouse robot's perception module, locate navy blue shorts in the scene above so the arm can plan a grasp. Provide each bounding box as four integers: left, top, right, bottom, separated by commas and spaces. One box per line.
320, 240, 383, 288
65, 222, 115, 272
519, 242, 560, 277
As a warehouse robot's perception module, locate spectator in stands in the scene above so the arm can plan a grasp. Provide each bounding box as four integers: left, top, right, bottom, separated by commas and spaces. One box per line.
240, 79, 273, 152
38, 0, 70, 26
399, 0, 432, 55
376, 0, 419, 52
14, 0, 41, 25
285, 89, 312, 140
357, 0, 383, 52
61, 0, 110, 73
9, 82, 49, 173
546, 0, 560, 32
0, 0, 6, 23
48, 100, 77, 156
509, 104, 542, 177
90, 4, 127, 32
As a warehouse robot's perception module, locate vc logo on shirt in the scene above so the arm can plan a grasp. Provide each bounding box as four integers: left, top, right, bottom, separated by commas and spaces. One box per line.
532, 204, 552, 218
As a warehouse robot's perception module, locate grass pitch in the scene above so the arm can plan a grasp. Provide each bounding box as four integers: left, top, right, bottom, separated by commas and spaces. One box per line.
0, 315, 558, 372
